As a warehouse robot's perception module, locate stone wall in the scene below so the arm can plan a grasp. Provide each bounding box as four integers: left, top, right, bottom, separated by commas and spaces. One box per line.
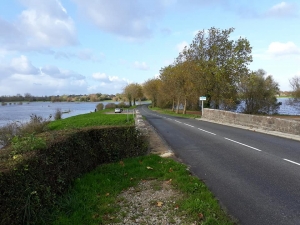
202, 108, 300, 136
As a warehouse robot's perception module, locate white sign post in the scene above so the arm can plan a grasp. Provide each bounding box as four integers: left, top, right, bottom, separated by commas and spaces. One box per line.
199, 96, 206, 116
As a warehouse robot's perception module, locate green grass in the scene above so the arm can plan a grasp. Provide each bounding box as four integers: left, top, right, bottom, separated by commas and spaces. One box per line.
47, 110, 134, 130
48, 154, 234, 225
151, 107, 201, 119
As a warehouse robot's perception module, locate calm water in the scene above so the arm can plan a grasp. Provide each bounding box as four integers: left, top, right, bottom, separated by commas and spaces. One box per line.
0, 98, 299, 128
0, 101, 108, 127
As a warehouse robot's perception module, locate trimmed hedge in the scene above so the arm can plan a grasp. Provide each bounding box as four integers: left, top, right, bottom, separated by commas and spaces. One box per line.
0, 126, 148, 225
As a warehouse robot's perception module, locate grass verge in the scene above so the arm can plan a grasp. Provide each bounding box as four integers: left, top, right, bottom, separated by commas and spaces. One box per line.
48, 154, 234, 225
150, 107, 201, 119
47, 110, 134, 130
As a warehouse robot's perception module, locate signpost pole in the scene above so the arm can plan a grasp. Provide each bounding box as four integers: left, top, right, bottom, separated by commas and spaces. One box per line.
199, 96, 206, 117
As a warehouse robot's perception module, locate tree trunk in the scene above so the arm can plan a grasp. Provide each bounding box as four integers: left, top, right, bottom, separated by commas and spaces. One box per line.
176, 99, 180, 114
183, 98, 187, 114
172, 99, 175, 112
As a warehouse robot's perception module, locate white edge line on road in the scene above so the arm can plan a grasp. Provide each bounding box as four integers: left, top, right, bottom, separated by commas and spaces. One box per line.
283, 159, 300, 166
198, 128, 216, 135
224, 138, 262, 152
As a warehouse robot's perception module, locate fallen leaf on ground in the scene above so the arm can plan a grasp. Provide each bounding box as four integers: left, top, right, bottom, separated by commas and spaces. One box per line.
157, 201, 163, 207
166, 179, 172, 184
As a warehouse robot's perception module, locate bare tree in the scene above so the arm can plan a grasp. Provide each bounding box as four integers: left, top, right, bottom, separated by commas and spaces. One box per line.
289, 76, 300, 100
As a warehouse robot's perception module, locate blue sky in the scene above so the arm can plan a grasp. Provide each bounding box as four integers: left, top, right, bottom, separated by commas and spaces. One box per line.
0, 0, 299, 96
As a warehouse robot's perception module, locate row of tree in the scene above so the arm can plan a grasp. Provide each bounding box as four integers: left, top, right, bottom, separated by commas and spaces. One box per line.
124, 27, 300, 115
0, 93, 120, 103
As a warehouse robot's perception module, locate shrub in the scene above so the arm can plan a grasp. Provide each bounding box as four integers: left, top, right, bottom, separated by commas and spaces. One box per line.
21, 114, 50, 135
0, 114, 49, 148
96, 103, 104, 111
105, 103, 116, 109
0, 122, 22, 147
54, 108, 62, 120
117, 101, 128, 108
0, 126, 148, 225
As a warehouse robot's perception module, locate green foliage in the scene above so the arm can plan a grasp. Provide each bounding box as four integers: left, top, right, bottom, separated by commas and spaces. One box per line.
239, 69, 280, 114
154, 27, 253, 112
50, 155, 234, 225
151, 107, 201, 119
0, 126, 148, 225
11, 133, 47, 155
0, 114, 50, 148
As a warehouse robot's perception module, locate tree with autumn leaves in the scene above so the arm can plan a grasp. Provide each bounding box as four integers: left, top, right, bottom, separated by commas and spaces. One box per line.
124, 27, 280, 115
123, 83, 143, 106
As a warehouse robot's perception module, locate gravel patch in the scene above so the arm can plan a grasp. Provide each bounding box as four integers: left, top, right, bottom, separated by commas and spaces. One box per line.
112, 180, 196, 225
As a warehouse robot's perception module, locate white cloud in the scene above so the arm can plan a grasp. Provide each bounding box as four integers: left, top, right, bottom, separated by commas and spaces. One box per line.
92, 72, 108, 80
92, 72, 129, 83
10, 55, 40, 74
90, 72, 130, 94
265, 2, 298, 18
54, 49, 104, 62
176, 41, 189, 52
0, 0, 77, 52
0, 55, 39, 77
41, 65, 85, 80
133, 61, 149, 70
267, 41, 300, 57
72, 0, 167, 41
0, 71, 88, 96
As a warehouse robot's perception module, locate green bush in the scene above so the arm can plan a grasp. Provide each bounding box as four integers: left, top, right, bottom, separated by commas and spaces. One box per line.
105, 103, 116, 109
96, 103, 104, 111
0, 114, 49, 148
0, 126, 148, 225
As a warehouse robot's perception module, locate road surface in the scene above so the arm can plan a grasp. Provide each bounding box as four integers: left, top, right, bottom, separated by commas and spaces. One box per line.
138, 105, 300, 225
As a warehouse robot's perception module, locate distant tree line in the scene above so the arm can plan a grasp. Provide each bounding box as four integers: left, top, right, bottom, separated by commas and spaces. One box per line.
0, 93, 118, 103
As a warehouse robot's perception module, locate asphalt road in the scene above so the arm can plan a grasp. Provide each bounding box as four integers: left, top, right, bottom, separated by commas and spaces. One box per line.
138, 105, 300, 225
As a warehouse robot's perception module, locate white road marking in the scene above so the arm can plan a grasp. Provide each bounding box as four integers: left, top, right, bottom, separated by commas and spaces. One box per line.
198, 128, 216, 135
183, 123, 194, 128
224, 138, 262, 152
283, 159, 300, 166
175, 120, 182, 124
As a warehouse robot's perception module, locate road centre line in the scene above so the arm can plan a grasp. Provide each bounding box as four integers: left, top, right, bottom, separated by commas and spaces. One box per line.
224, 138, 262, 152
283, 159, 300, 166
198, 128, 216, 135
183, 123, 194, 128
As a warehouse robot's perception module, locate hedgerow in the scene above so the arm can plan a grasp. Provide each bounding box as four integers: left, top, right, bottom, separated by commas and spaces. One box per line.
0, 126, 148, 225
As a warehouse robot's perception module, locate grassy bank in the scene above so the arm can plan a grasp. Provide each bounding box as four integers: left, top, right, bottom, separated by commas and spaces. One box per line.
49, 154, 234, 225
150, 107, 201, 119
1, 108, 234, 224
47, 109, 134, 130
